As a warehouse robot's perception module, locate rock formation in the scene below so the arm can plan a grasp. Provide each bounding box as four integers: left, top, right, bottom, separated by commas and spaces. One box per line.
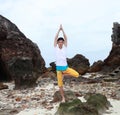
0, 15, 46, 89
90, 22, 120, 73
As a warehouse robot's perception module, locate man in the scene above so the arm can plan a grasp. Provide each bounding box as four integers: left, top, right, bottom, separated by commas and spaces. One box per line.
54, 24, 80, 102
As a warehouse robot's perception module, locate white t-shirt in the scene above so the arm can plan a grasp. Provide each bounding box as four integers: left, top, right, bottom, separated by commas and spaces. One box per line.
55, 46, 67, 66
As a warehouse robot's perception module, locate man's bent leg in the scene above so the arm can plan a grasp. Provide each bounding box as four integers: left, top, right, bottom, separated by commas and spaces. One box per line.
63, 68, 80, 77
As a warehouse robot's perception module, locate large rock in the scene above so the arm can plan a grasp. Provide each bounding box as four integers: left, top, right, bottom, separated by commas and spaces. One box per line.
52, 90, 77, 103
55, 93, 110, 115
103, 22, 120, 73
50, 54, 90, 75
90, 22, 120, 73
67, 54, 90, 74
0, 15, 46, 89
88, 60, 104, 72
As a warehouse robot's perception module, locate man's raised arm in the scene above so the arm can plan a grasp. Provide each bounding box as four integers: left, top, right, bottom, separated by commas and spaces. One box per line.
54, 26, 61, 47
60, 25, 67, 47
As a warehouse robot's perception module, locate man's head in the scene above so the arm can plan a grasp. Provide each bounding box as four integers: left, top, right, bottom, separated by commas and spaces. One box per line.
57, 37, 64, 48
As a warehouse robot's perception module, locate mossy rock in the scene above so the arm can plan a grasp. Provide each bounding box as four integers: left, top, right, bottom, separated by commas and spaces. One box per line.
55, 99, 98, 115
55, 93, 111, 115
86, 93, 110, 114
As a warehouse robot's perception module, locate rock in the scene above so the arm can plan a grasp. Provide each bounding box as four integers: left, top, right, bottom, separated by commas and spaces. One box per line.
55, 99, 85, 115
115, 89, 120, 100
89, 22, 120, 74
0, 15, 46, 89
52, 90, 77, 102
111, 22, 120, 45
89, 60, 104, 72
56, 93, 111, 115
86, 93, 111, 114
0, 82, 8, 90
67, 54, 90, 75
49, 62, 56, 72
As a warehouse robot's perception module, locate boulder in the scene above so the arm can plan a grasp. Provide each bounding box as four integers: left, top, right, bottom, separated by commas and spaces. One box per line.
89, 60, 104, 72
67, 54, 90, 75
0, 15, 46, 89
86, 93, 111, 114
52, 90, 77, 103
55, 93, 111, 115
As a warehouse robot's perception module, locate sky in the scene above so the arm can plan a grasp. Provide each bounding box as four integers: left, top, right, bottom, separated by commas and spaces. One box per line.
0, 0, 120, 67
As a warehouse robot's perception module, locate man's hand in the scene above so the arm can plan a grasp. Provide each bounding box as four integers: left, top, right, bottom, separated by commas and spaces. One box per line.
60, 24, 63, 30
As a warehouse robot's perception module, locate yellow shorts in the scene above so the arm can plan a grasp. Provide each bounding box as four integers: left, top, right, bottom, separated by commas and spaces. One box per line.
56, 67, 79, 87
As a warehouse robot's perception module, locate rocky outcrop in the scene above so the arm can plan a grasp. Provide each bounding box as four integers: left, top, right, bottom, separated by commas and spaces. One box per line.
89, 22, 120, 73
55, 93, 111, 115
0, 15, 46, 89
50, 54, 90, 75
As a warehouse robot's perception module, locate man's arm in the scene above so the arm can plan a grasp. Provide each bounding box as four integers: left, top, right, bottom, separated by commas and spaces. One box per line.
61, 25, 67, 47
54, 27, 60, 47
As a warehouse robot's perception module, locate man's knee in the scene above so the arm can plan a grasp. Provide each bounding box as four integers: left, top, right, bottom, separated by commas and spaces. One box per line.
74, 72, 79, 77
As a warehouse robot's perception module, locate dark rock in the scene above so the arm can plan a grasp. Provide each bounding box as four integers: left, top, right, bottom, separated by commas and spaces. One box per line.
102, 23, 120, 72
89, 22, 120, 74
0, 82, 8, 90
86, 93, 111, 114
67, 54, 90, 75
52, 90, 77, 103
0, 15, 46, 89
111, 22, 120, 45
49, 62, 56, 72
89, 60, 104, 72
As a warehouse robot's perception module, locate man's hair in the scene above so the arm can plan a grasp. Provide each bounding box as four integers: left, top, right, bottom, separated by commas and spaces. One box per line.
57, 37, 64, 41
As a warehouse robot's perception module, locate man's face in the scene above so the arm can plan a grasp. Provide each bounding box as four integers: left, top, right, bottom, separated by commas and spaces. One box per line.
57, 40, 64, 48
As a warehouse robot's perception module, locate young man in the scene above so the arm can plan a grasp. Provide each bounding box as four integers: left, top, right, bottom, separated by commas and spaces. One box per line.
54, 24, 80, 102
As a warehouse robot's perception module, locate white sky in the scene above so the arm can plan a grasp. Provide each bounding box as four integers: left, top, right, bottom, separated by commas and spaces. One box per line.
0, 0, 120, 67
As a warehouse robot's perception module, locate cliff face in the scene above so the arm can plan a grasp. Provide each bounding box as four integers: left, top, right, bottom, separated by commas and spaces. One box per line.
0, 15, 46, 89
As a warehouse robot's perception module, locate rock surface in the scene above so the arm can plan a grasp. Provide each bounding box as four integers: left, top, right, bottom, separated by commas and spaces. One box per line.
0, 15, 46, 89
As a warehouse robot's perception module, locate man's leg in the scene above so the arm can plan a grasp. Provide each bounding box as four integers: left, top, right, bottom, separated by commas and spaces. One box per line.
57, 71, 65, 102
63, 67, 80, 78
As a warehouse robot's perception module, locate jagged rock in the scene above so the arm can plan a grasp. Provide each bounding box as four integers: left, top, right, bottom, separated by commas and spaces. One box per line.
50, 54, 90, 75
0, 15, 46, 89
103, 22, 120, 72
111, 22, 120, 45
89, 22, 120, 74
89, 60, 104, 72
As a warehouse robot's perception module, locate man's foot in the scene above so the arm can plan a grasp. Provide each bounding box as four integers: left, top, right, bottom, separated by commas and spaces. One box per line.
61, 98, 65, 103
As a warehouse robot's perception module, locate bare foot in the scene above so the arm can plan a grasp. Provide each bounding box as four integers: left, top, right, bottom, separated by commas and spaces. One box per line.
61, 98, 65, 103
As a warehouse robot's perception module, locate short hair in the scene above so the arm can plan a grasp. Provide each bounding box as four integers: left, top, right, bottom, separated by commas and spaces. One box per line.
57, 37, 64, 41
